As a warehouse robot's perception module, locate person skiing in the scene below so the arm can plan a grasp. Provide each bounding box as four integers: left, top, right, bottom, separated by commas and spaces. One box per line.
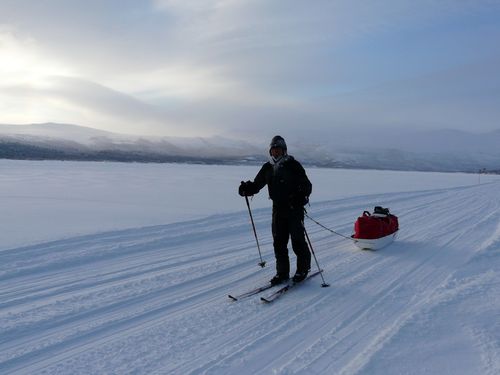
238, 135, 312, 285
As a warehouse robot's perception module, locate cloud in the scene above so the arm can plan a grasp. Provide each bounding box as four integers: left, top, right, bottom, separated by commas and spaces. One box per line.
0, 29, 73, 85
0, 75, 186, 136
1, 1, 500, 137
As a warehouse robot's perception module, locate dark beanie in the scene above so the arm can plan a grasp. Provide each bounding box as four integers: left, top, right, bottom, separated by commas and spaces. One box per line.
269, 135, 287, 154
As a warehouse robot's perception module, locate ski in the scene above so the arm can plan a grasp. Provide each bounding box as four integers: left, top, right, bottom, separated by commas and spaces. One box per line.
260, 270, 323, 303
228, 282, 274, 301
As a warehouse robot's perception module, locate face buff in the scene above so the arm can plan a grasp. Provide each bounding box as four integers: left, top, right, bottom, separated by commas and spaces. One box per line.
271, 155, 283, 163
269, 154, 289, 173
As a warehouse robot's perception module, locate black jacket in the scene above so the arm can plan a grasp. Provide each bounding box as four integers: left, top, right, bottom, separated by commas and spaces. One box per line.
252, 156, 312, 208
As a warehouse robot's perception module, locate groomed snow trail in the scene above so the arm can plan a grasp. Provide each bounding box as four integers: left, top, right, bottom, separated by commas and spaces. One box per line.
1, 182, 499, 374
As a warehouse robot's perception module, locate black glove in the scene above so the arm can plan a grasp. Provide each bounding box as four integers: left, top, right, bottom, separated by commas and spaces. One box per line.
238, 180, 256, 197
290, 194, 309, 207
302, 195, 309, 206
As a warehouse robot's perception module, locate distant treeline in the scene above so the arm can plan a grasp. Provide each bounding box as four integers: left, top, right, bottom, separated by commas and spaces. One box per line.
0, 141, 228, 164
0, 140, 337, 167
480, 169, 500, 175
1, 140, 498, 174
0, 141, 342, 168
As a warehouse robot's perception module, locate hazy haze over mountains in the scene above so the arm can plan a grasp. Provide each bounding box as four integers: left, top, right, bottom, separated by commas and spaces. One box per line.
1, 123, 499, 172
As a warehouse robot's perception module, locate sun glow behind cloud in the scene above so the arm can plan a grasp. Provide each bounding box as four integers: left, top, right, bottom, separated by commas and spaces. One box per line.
0, 30, 73, 88
0, 29, 185, 135
0, 30, 80, 125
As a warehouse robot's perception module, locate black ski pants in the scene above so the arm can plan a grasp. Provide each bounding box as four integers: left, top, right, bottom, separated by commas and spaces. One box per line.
272, 206, 311, 277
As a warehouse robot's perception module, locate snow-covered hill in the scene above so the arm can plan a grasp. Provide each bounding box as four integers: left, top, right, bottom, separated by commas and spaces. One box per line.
1, 162, 499, 374
0, 123, 262, 164
2, 123, 500, 172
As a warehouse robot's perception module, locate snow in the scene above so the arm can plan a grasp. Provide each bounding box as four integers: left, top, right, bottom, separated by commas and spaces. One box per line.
1, 160, 499, 374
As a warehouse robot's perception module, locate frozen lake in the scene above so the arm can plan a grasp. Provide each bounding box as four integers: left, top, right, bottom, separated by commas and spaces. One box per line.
1, 159, 497, 250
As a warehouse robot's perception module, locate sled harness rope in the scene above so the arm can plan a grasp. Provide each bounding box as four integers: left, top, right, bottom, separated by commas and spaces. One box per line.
304, 210, 355, 242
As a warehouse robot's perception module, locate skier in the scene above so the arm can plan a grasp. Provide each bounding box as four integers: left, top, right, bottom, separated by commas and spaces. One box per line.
239, 135, 312, 285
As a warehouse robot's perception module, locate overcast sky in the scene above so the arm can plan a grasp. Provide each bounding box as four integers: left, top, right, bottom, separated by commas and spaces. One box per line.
1, 0, 499, 141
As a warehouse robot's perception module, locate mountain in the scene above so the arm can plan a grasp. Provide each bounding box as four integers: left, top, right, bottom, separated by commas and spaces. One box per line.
1, 122, 499, 172
0, 123, 263, 164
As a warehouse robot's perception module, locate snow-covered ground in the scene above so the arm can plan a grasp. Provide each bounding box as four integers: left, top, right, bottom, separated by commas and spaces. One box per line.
1, 159, 494, 250
1, 160, 499, 374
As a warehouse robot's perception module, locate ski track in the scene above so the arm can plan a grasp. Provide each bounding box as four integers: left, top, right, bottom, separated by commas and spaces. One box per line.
1, 182, 500, 374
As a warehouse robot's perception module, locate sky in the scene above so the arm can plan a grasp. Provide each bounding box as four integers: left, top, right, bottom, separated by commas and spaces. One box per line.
1, 0, 499, 141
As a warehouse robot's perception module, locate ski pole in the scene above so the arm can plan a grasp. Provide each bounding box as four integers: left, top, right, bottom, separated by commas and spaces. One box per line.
244, 195, 266, 268
303, 220, 330, 287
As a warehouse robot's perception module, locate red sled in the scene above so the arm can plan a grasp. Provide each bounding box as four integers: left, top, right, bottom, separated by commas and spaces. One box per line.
352, 207, 399, 250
